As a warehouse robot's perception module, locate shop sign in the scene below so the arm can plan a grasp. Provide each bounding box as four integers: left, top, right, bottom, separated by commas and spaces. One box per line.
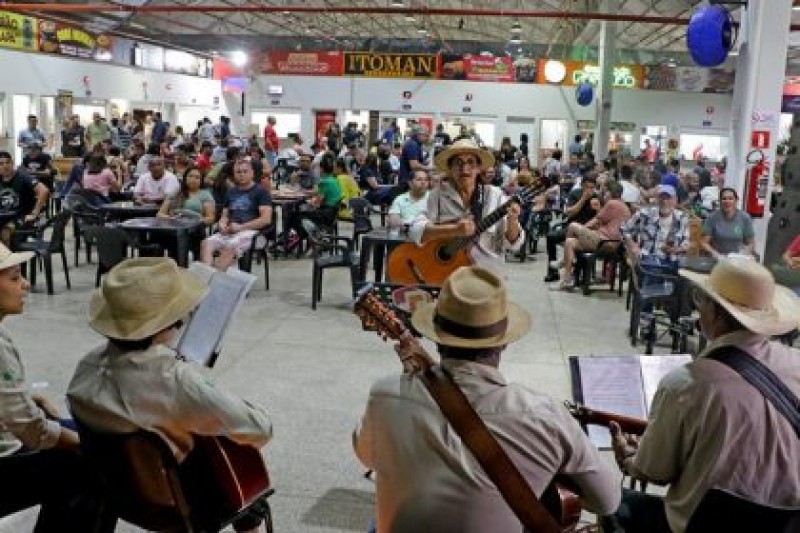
0, 11, 38, 51
440, 53, 515, 82
535, 60, 642, 89
39, 21, 112, 60
344, 52, 438, 79
260, 51, 342, 76
643, 65, 734, 93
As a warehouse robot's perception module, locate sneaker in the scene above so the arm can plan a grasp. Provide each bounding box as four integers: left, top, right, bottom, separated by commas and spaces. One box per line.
543, 270, 560, 283
549, 260, 563, 270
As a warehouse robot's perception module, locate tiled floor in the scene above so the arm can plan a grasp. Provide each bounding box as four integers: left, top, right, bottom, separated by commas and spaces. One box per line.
0, 232, 680, 532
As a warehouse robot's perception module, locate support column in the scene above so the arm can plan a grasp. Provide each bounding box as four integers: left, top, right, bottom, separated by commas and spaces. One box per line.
728, 0, 792, 258
593, 0, 617, 161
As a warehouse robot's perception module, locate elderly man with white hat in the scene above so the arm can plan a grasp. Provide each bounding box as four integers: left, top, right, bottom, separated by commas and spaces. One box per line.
607, 258, 800, 533
408, 139, 524, 277
68, 257, 272, 533
354, 266, 621, 532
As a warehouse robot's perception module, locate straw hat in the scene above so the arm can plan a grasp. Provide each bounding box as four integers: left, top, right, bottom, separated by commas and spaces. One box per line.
411, 266, 531, 348
434, 138, 495, 173
89, 257, 208, 341
680, 257, 800, 336
0, 243, 33, 271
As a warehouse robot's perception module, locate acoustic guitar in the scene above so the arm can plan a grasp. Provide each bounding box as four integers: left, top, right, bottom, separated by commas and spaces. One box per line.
386, 185, 544, 285
354, 288, 582, 532
564, 401, 649, 436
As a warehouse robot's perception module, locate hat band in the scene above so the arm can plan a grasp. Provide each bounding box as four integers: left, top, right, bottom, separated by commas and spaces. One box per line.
433, 312, 508, 340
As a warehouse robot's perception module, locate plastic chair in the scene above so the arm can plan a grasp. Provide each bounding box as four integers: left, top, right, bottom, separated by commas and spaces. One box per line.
348, 197, 374, 250
72, 207, 105, 267
74, 421, 275, 533
575, 239, 625, 296
81, 226, 132, 287
686, 488, 800, 533
302, 219, 360, 310
18, 209, 72, 295
238, 225, 274, 290
627, 258, 686, 354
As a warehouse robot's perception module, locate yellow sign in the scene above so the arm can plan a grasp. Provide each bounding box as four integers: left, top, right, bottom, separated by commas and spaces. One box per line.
344, 52, 437, 79
0, 11, 38, 51
571, 65, 641, 89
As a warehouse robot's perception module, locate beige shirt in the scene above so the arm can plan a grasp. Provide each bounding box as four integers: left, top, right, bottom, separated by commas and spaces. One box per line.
354, 359, 621, 533
0, 325, 61, 456
409, 182, 524, 277
629, 330, 800, 532
68, 342, 272, 461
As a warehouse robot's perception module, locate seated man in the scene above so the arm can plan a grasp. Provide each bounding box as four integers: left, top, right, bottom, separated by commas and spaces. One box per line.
297, 152, 342, 231
354, 266, 621, 532
544, 175, 598, 282
0, 151, 49, 247
201, 158, 272, 271
559, 181, 631, 289
387, 169, 429, 228
0, 242, 108, 532
68, 257, 272, 533
133, 156, 180, 204
607, 259, 800, 533
21, 142, 57, 192
622, 184, 689, 270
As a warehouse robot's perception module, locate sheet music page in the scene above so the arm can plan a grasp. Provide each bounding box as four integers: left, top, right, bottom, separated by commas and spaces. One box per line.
177, 266, 255, 366
639, 354, 692, 413
577, 357, 647, 449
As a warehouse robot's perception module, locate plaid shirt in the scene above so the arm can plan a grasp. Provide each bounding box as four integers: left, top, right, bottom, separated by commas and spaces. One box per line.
621, 206, 689, 262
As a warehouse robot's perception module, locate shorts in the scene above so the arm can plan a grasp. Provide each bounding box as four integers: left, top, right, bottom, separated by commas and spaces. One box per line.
572, 224, 604, 251
205, 229, 257, 257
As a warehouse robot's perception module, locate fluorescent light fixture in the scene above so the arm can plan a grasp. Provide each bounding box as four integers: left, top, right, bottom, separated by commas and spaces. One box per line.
405, 14, 415, 22
231, 50, 248, 67
511, 20, 522, 34
509, 35, 522, 44
418, 26, 428, 35
391, 0, 404, 6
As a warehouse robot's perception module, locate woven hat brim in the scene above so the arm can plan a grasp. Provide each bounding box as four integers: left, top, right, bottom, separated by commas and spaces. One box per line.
0, 251, 34, 271
680, 269, 800, 336
434, 146, 495, 173
89, 269, 208, 340
410, 300, 532, 348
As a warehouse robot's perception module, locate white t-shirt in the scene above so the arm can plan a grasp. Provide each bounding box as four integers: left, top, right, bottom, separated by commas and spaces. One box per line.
699, 186, 719, 210
620, 180, 641, 204
133, 171, 180, 201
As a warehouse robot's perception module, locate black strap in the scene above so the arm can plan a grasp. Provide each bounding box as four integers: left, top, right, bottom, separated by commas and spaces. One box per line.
470, 183, 485, 222
705, 345, 800, 439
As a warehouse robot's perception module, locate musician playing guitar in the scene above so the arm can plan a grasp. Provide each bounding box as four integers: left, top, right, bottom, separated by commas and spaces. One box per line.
353, 266, 622, 532
407, 139, 524, 279
68, 258, 273, 533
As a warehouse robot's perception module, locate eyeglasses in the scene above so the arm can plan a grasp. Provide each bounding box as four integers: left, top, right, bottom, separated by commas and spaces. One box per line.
450, 157, 479, 169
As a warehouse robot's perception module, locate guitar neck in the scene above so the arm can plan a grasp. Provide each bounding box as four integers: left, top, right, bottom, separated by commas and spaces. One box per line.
568, 403, 648, 436
452, 193, 516, 250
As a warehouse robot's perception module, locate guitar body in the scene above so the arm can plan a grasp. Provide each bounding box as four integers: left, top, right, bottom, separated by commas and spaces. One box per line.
386, 239, 472, 285
541, 483, 582, 532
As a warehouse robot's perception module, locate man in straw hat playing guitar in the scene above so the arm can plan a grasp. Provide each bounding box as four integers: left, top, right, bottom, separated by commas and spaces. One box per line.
353, 266, 622, 532
406, 139, 525, 278
606, 258, 800, 533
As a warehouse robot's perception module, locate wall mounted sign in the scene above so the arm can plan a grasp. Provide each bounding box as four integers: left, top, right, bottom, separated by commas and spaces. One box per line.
39, 21, 112, 60
260, 51, 343, 76
0, 11, 38, 51
440, 53, 514, 82
536, 60, 643, 89
344, 52, 438, 79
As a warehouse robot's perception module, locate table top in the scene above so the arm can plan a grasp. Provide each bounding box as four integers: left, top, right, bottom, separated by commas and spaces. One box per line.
119, 217, 204, 231
362, 227, 413, 244
682, 255, 716, 274
100, 201, 160, 213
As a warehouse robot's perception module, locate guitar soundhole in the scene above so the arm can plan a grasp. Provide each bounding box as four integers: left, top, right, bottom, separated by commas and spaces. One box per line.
436, 244, 454, 262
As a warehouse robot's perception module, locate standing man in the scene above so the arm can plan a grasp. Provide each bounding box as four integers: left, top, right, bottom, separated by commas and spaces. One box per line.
397, 124, 430, 191
432, 123, 452, 157
388, 169, 430, 227
263, 116, 279, 171
354, 265, 622, 532
61, 115, 85, 157
0, 151, 49, 247
17, 115, 46, 157
607, 258, 800, 532
150, 111, 168, 146
409, 139, 524, 277
132, 156, 180, 204
201, 159, 272, 271
85, 112, 112, 151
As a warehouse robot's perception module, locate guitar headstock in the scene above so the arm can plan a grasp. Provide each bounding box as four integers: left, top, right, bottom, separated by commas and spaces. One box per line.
354, 285, 436, 375
513, 184, 547, 205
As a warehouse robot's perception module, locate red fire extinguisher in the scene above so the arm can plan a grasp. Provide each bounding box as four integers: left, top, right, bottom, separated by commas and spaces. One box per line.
744, 149, 767, 218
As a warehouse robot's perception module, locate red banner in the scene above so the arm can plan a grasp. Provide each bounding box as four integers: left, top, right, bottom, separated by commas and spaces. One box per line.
260, 51, 343, 76
463, 54, 515, 82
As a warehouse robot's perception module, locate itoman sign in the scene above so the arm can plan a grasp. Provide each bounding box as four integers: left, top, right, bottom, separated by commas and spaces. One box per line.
344, 52, 438, 79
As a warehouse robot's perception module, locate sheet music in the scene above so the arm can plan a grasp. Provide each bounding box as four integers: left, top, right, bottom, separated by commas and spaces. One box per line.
577, 357, 647, 449
177, 264, 257, 366
639, 354, 692, 412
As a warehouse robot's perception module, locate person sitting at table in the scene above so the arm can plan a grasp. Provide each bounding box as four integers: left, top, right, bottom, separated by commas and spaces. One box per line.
157, 166, 215, 226
200, 159, 272, 271
82, 154, 120, 205
357, 151, 393, 206
0, 242, 108, 531
388, 169, 429, 227
700, 187, 755, 259
0, 151, 49, 248
295, 152, 342, 234
21, 142, 57, 193
335, 157, 362, 221
133, 156, 180, 204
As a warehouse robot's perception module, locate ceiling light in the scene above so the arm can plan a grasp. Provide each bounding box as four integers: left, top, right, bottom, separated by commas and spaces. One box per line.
405, 14, 415, 22
391, 0, 404, 6
509, 35, 522, 44
418, 27, 428, 35
511, 20, 522, 34
230, 50, 248, 67
544, 60, 567, 83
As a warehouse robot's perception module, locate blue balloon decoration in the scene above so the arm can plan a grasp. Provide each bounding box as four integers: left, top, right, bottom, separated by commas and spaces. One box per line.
576, 82, 593, 107
686, 5, 733, 67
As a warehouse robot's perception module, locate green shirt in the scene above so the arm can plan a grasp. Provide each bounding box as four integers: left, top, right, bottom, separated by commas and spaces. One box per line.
179, 189, 214, 215
318, 175, 343, 208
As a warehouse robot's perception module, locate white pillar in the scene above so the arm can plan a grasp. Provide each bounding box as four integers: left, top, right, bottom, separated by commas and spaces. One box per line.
728, 0, 792, 258
594, 0, 617, 161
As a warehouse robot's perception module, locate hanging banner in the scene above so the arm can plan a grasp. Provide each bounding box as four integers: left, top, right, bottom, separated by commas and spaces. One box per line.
38, 20, 112, 60
260, 51, 343, 76
0, 11, 38, 51
344, 52, 438, 79
535, 60, 643, 89
643, 65, 734, 93
439, 53, 515, 82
